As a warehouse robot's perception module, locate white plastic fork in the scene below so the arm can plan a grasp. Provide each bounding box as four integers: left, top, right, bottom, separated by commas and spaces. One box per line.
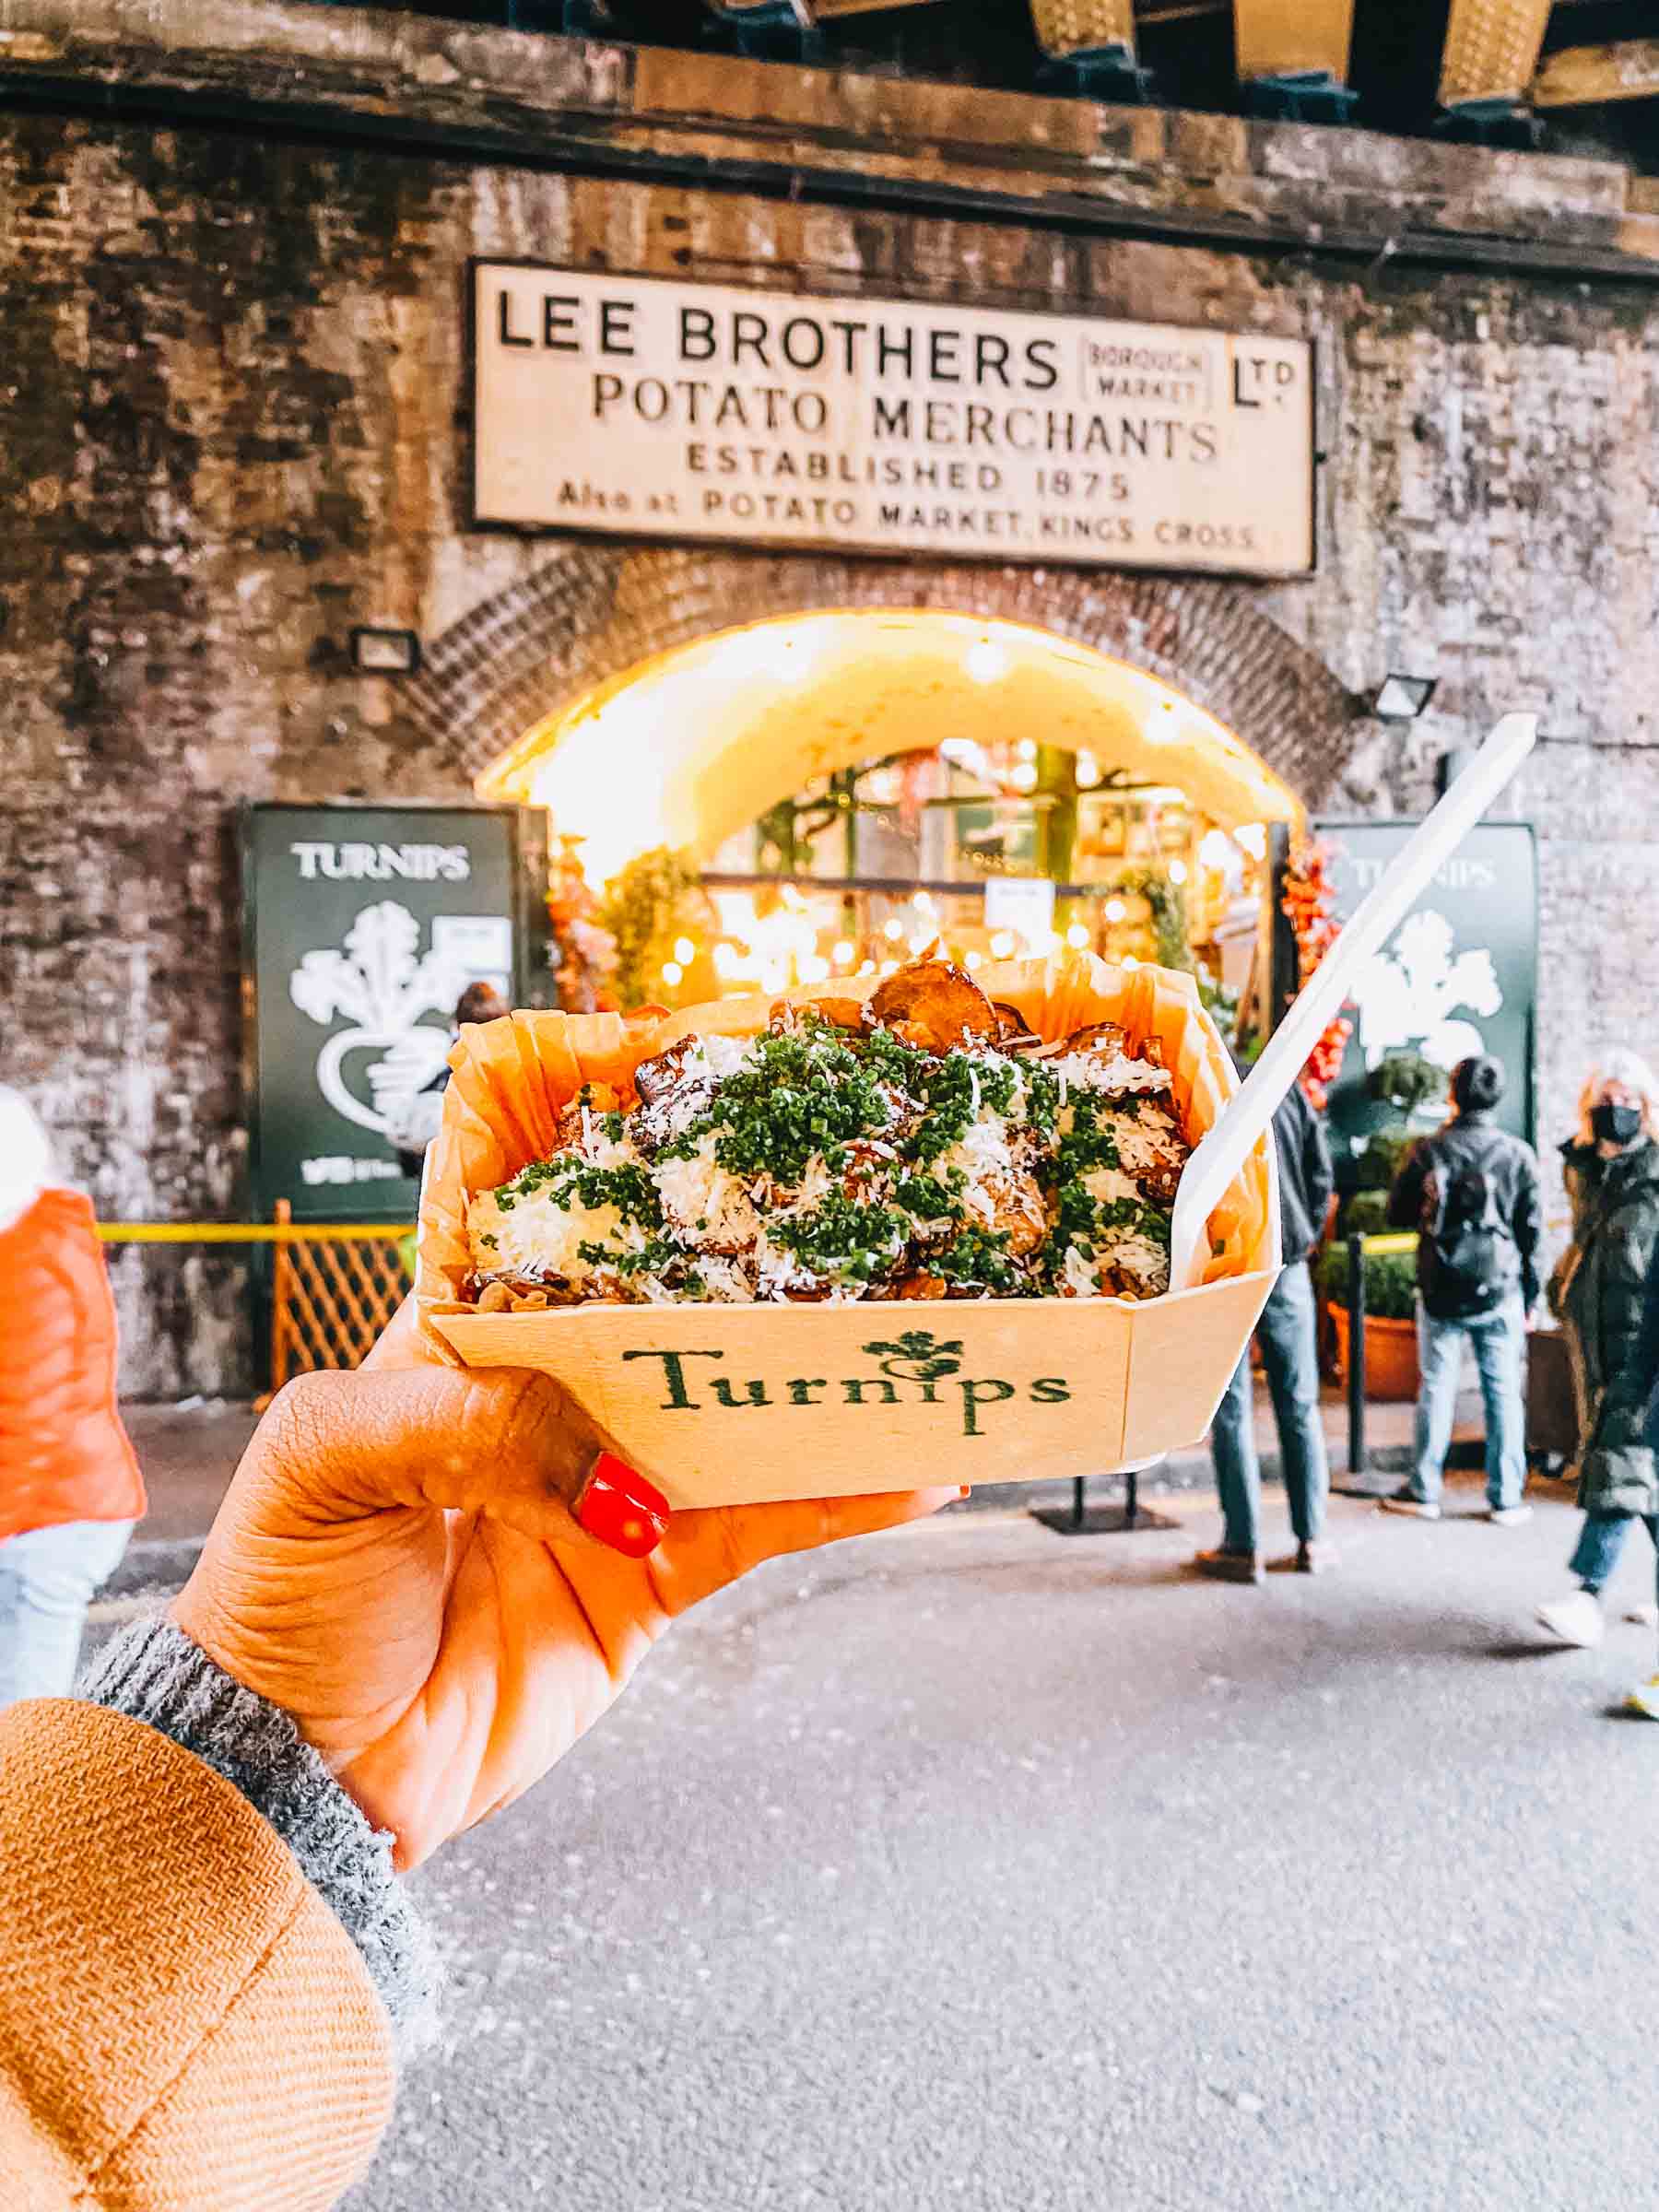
1167, 712, 1538, 1294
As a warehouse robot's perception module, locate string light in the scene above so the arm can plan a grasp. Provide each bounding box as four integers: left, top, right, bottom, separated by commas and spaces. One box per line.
912, 891, 935, 915
964, 949, 984, 971
673, 935, 696, 964
1065, 923, 1090, 949
878, 959, 900, 975
662, 960, 683, 987
1104, 899, 1126, 924
1123, 954, 1140, 971
1009, 764, 1039, 794
1167, 861, 1188, 886
832, 939, 855, 966
990, 930, 1017, 959
857, 959, 877, 977
882, 917, 903, 942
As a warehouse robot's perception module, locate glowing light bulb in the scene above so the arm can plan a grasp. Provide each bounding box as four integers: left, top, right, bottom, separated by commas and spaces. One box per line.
990, 931, 1016, 959
832, 939, 854, 967
1074, 751, 1100, 788
1016, 738, 1038, 762
1009, 764, 1039, 794
912, 891, 935, 915
673, 936, 696, 965
1167, 861, 1187, 886
857, 959, 877, 977
882, 917, 903, 942
964, 950, 984, 971
1123, 954, 1140, 971
878, 959, 899, 975
1236, 824, 1267, 860
1104, 899, 1126, 924
662, 961, 683, 987
1065, 923, 1090, 949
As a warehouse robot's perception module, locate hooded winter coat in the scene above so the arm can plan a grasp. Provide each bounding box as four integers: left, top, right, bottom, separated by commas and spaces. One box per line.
1559, 1136, 1659, 1518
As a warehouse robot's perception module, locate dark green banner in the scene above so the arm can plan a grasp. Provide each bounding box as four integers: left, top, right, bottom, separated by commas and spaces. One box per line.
1313, 819, 1538, 1179
242, 804, 545, 1221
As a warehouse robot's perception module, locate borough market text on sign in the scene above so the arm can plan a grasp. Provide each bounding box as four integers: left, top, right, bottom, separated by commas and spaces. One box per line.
471, 263, 1314, 577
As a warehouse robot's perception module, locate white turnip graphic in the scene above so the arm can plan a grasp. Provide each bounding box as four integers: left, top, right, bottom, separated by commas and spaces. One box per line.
289, 901, 460, 1135
1350, 909, 1503, 1079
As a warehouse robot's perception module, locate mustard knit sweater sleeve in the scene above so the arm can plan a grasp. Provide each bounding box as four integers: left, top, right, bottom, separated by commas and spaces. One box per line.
0, 1622, 436, 2210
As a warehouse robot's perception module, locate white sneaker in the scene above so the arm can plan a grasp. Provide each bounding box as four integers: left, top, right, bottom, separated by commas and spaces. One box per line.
1536, 1591, 1604, 1648
1487, 1505, 1534, 1528
1623, 1674, 1659, 1719
1379, 1493, 1441, 1521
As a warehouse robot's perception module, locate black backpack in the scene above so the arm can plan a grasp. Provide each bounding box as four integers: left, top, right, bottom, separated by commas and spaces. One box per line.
1420, 1133, 1515, 1319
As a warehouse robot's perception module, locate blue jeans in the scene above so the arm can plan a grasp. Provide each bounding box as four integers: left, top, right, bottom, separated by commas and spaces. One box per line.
0, 1517, 135, 1708
1209, 1260, 1329, 1552
1412, 1300, 1526, 1511
1569, 1509, 1659, 1600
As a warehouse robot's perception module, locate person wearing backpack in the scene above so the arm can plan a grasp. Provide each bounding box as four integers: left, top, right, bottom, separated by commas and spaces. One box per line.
1535, 1059, 1659, 1666
1381, 1054, 1543, 1524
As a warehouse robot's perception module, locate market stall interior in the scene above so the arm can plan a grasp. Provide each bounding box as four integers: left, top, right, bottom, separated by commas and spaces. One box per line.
478, 611, 1304, 1031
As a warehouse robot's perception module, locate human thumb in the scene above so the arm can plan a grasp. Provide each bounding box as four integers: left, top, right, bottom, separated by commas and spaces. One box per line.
254, 1365, 670, 1558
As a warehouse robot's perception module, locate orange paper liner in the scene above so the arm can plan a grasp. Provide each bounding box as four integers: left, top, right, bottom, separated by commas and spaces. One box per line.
415, 952, 1273, 1359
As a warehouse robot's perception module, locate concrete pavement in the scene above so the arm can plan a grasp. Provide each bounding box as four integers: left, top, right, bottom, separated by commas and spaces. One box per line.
324, 1476, 1655, 2212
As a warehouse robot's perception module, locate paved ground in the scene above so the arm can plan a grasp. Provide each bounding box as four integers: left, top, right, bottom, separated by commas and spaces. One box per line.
99, 1404, 1659, 2212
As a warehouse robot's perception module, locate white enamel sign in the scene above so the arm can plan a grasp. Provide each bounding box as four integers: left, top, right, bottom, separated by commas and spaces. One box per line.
471, 263, 1315, 577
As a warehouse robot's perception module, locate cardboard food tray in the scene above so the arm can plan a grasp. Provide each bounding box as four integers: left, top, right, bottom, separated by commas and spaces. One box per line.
417, 954, 1280, 1509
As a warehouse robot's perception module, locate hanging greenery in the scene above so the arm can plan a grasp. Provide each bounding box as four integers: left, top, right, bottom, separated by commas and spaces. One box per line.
597, 846, 709, 1012
1109, 866, 1194, 974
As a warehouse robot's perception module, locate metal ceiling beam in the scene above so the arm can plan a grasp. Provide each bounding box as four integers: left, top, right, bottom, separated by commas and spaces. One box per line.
1534, 37, 1659, 107
1232, 0, 1354, 88
1028, 0, 1137, 64
1438, 0, 1554, 110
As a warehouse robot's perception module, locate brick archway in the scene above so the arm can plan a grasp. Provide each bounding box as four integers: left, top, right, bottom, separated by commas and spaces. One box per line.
406, 543, 1359, 799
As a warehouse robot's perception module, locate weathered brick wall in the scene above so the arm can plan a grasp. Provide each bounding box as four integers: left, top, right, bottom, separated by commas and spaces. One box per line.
3, 29, 1657, 1391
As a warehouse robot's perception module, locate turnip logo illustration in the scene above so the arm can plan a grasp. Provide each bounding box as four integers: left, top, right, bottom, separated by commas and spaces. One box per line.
862, 1331, 965, 1383
288, 900, 460, 1135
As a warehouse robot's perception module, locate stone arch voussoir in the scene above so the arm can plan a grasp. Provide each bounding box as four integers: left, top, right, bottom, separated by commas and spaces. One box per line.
406, 545, 1359, 801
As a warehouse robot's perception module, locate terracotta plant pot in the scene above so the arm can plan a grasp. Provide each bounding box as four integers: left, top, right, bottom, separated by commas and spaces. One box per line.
1331, 1305, 1419, 1403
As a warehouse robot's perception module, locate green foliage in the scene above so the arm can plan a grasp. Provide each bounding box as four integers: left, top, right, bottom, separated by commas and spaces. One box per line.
1110, 866, 1194, 973
1356, 1124, 1417, 1193
596, 846, 703, 1011
1368, 1051, 1443, 1115
1316, 1239, 1418, 1320
1341, 1187, 1392, 1239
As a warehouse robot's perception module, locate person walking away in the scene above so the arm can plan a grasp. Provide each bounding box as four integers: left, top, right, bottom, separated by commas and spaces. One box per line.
1535, 1058, 1659, 1657
383, 980, 511, 1181
1381, 1054, 1542, 1524
0, 1087, 145, 1706
1194, 1064, 1336, 1583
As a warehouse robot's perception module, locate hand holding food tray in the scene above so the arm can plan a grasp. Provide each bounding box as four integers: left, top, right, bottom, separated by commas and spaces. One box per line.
416, 950, 1279, 1509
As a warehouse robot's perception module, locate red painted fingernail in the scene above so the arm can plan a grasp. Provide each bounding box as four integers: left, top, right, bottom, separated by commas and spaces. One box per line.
576, 1452, 670, 1557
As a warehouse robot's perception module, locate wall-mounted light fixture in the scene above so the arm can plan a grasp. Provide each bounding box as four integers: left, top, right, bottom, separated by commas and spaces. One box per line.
350, 626, 422, 677
1371, 673, 1437, 721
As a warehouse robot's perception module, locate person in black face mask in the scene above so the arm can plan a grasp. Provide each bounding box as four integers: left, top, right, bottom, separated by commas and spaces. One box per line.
1537, 1053, 1659, 1690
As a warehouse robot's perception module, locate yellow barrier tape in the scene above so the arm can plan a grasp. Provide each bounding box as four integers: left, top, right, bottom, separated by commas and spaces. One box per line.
1358, 1232, 1418, 1255
98, 1223, 412, 1244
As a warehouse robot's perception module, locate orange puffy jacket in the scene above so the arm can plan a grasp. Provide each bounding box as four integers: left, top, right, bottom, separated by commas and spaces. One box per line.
0, 1189, 144, 1544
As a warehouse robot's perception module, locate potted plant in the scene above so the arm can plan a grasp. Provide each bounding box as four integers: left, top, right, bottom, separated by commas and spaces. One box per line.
1317, 1236, 1420, 1401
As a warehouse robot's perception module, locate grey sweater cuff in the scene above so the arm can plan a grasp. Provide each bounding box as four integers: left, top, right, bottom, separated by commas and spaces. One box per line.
80, 1617, 441, 2057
